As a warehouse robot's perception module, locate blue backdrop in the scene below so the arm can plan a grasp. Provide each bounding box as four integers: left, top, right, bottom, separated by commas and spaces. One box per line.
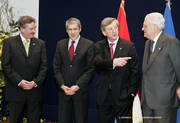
39, 0, 180, 122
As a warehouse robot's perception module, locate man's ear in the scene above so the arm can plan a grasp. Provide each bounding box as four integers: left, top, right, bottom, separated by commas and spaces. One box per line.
20, 27, 25, 33
79, 26, 82, 32
102, 30, 107, 37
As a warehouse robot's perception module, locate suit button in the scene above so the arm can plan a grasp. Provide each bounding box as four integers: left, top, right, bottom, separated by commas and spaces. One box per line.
70, 65, 72, 67
109, 83, 112, 89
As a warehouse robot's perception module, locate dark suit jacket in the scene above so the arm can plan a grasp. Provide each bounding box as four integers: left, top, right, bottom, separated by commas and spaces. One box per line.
53, 37, 94, 94
142, 32, 180, 109
94, 38, 139, 105
2, 35, 47, 101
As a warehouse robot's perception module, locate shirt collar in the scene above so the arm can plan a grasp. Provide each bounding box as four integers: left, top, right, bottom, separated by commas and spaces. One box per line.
20, 33, 30, 42
108, 37, 119, 45
69, 35, 81, 43
153, 31, 162, 43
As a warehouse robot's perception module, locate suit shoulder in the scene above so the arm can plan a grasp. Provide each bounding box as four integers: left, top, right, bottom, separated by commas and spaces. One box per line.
4, 35, 19, 42
57, 38, 68, 45
80, 37, 94, 45
163, 33, 174, 39
162, 33, 180, 45
119, 38, 134, 46
33, 37, 45, 43
95, 39, 106, 46
31, 38, 46, 47
2, 36, 21, 48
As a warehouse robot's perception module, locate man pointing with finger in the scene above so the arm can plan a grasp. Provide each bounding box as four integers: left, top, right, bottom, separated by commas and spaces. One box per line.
94, 17, 140, 123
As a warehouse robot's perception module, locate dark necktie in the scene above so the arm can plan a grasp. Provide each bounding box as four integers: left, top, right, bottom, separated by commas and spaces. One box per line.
149, 40, 155, 54
110, 43, 115, 59
69, 41, 75, 61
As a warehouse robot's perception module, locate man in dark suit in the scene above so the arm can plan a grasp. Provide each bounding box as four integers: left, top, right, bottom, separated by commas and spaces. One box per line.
141, 12, 180, 123
94, 17, 139, 123
53, 17, 94, 123
2, 16, 47, 123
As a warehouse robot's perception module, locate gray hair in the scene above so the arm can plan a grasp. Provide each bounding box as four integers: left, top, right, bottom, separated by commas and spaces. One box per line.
65, 17, 81, 29
145, 12, 165, 30
101, 17, 119, 31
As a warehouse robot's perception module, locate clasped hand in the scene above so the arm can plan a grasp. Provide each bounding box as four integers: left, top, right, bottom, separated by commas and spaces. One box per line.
177, 87, 180, 100
19, 80, 36, 90
61, 85, 80, 96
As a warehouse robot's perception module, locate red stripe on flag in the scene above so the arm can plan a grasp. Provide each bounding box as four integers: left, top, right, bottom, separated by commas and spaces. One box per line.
117, 1, 143, 123
117, 0, 130, 41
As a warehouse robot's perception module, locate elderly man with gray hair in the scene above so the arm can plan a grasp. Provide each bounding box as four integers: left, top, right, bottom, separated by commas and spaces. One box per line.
141, 12, 180, 123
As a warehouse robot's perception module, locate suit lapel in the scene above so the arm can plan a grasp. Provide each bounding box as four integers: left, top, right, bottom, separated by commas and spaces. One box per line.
142, 40, 150, 72
104, 39, 111, 60
28, 38, 36, 57
72, 37, 83, 62
113, 39, 125, 58
16, 35, 27, 57
143, 33, 164, 72
104, 38, 126, 59
63, 39, 71, 62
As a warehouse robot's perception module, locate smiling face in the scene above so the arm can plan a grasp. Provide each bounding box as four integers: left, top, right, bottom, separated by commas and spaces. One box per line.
20, 22, 36, 39
66, 23, 81, 41
102, 20, 119, 42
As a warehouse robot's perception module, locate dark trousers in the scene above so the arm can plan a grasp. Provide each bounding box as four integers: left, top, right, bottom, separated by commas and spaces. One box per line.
8, 99, 42, 123
58, 91, 88, 123
97, 90, 134, 123
142, 101, 177, 123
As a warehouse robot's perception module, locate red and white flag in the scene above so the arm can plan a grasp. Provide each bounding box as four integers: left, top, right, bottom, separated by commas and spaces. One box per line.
117, 0, 143, 123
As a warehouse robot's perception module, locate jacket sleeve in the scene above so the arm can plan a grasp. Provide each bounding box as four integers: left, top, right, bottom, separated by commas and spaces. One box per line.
127, 43, 140, 96
76, 43, 95, 88
33, 41, 47, 86
168, 38, 180, 87
94, 42, 114, 71
53, 42, 65, 87
2, 39, 23, 86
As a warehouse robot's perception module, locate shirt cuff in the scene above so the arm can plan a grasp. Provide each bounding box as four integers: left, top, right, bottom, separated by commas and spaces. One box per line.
113, 63, 116, 69
34, 82, 38, 87
18, 80, 23, 86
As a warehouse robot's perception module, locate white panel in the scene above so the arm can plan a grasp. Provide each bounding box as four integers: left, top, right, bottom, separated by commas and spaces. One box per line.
9, 0, 39, 37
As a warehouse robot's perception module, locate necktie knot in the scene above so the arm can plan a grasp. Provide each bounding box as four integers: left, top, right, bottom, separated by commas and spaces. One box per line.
151, 40, 154, 44
71, 41, 75, 45
25, 39, 29, 43
110, 43, 114, 47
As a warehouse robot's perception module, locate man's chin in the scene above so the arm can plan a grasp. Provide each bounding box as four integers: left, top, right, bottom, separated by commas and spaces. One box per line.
30, 35, 35, 38
112, 36, 118, 40
70, 37, 78, 41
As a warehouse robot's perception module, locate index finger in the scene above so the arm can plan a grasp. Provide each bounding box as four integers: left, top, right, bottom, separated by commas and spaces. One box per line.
123, 57, 132, 60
